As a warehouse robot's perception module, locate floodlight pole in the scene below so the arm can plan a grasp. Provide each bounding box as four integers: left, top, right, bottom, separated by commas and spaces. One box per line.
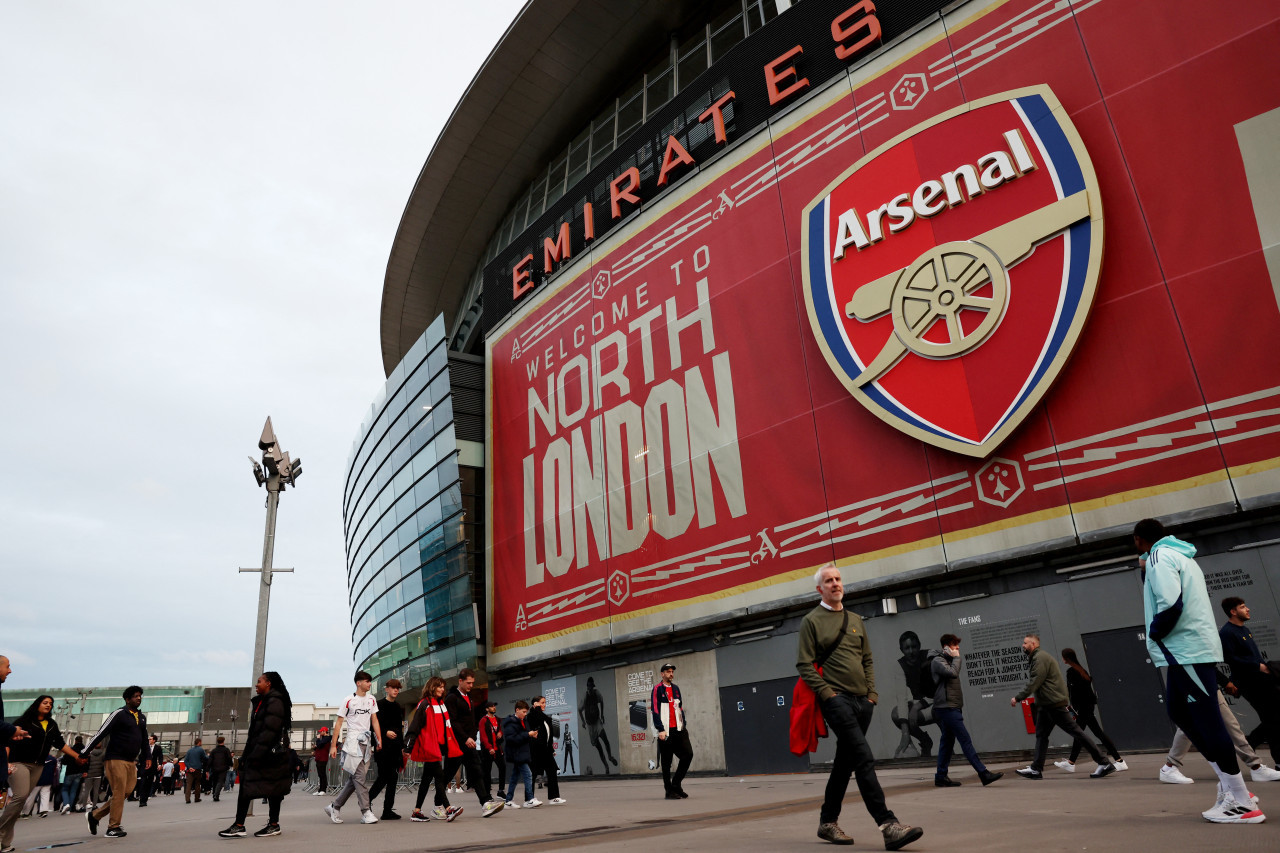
241, 417, 300, 686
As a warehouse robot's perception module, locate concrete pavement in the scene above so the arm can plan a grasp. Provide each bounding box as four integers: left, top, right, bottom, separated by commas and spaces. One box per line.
6, 753, 1278, 852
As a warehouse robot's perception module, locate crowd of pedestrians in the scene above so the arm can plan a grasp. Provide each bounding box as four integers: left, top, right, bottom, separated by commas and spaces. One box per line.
5, 519, 1280, 848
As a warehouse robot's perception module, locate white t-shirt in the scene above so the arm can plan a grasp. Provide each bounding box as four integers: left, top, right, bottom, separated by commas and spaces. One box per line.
338, 693, 378, 741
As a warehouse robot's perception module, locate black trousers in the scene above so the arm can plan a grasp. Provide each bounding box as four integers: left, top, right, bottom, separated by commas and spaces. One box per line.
819, 693, 893, 826
414, 760, 450, 810
210, 771, 227, 801
1069, 710, 1122, 762
444, 750, 490, 805
235, 791, 281, 825
368, 752, 400, 813
1167, 662, 1239, 774
532, 749, 559, 799
1031, 705, 1106, 771
482, 751, 506, 793
1237, 674, 1280, 764
314, 760, 328, 792
657, 729, 693, 794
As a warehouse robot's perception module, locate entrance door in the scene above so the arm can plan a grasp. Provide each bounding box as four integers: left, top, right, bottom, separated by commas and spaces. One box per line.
719, 676, 810, 775
1081, 626, 1176, 750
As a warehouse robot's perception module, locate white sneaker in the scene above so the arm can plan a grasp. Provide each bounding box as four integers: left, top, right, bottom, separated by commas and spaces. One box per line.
1202, 792, 1265, 824
482, 799, 505, 817
1252, 764, 1280, 782
548, 797, 566, 805
431, 806, 448, 821
1112, 759, 1128, 771
524, 798, 542, 808
1053, 760, 1076, 773
311, 790, 326, 796
1161, 765, 1194, 784
324, 805, 342, 824
504, 800, 520, 809
360, 810, 379, 824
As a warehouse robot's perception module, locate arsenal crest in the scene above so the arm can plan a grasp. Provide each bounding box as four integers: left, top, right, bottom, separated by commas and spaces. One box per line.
801, 86, 1102, 457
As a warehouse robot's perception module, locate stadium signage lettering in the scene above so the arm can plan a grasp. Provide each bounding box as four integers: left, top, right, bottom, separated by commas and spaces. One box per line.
512, 0, 884, 302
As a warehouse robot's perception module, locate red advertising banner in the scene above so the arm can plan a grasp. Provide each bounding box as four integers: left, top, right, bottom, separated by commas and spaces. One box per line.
486, 0, 1280, 664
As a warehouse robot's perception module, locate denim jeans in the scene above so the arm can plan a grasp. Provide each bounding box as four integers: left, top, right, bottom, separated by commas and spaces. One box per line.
819, 694, 895, 826
61, 775, 83, 810
933, 707, 987, 777
504, 761, 533, 803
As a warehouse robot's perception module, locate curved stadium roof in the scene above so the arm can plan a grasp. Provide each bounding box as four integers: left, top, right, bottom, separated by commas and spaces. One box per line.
379, 0, 703, 376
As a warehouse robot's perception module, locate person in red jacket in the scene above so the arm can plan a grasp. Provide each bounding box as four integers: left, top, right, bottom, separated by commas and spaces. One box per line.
404, 678, 463, 822
479, 701, 506, 797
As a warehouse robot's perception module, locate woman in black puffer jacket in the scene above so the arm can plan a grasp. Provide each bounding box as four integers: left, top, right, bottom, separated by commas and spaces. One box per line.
218, 672, 292, 839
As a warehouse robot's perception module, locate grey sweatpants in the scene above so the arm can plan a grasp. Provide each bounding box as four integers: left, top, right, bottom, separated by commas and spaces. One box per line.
330, 747, 372, 812
1167, 688, 1260, 768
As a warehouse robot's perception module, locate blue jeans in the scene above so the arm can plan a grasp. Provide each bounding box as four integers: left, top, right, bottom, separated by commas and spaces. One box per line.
504, 761, 532, 803
934, 707, 987, 778
62, 775, 83, 810
819, 694, 894, 826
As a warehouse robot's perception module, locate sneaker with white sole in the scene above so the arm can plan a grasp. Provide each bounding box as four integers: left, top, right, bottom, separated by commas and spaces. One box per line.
1202, 792, 1266, 824
324, 805, 342, 824
431, 807, 448, 821
360, 811, 379, 824
253, 823, 282, 837
524, 798, 543, 808
879, 820, 924, 851
410, 810, 430, 822
1161, 764, 1194, 784
1112, 759, 1129, 771
1053, 760, 1076, 773
482, 799, 505, 817
1252, 764, 1280, 782
218, 824, 247, 838
1090, 763, 1116, 778
1015, 767, 1043, 779
444, 807, 463, 822
548, 797, 566, 805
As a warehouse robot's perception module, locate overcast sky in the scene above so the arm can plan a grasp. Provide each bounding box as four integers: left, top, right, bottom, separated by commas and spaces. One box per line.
1, 0, 525, 706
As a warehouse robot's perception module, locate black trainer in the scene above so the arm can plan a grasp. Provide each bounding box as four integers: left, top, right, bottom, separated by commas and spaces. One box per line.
87, 812, 99, 835
105, 827, 127, 838
218, 824, 248, 838
253, 823, 282, 837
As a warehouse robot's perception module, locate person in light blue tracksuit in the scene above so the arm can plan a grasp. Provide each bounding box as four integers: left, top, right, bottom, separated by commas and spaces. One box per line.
1135, 518, 1264, 824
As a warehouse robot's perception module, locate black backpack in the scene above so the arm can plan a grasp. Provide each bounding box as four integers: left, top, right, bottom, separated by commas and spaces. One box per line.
918, 656, 941, 698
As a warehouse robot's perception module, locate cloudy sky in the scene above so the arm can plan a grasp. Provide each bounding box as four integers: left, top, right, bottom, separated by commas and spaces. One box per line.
1, 0, 525, 705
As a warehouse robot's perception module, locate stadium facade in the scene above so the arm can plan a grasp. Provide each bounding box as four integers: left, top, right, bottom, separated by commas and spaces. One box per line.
346, 0, 1280, 775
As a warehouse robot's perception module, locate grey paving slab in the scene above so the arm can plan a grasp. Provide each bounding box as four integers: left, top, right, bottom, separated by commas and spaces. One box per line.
6, 754, 1279, 853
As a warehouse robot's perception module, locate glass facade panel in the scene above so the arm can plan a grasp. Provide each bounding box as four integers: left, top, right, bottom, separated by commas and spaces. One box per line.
343, 319, 476, 691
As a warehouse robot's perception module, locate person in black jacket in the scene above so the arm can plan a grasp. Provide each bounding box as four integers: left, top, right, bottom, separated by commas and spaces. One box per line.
368, 678, 405, 820
1053, 649, 1127, 774
0, 695, 85, 846
528, 696, 565, 804
444, 669, 505, 817
209, 737, 234, 802
84, 686, 149, 839
1220, 597, 1280, 765
219, 672, 293, 839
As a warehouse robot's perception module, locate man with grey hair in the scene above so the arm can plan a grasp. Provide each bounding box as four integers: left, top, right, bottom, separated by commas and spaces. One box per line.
797, 563, 923, 849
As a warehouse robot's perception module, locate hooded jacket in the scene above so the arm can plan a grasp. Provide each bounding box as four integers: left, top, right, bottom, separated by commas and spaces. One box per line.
929, 649, 965, 709
501, 713, 532, 764
1014, 647, 1069, 709
1142, 535, 1222, 667
239, 688, 293, 799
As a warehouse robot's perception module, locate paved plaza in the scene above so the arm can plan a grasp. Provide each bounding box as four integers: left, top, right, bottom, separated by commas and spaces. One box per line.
7, 753, 1278, 852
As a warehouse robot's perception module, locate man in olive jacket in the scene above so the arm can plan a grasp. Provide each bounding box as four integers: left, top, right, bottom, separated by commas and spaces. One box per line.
797, 563, 923, 850
1011, 634, 1114, 779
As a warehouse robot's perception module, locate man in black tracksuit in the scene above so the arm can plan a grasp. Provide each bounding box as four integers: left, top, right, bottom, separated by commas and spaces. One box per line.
368, 678, 405, 819
528, 696, 562, 803
85, 686, 150, 838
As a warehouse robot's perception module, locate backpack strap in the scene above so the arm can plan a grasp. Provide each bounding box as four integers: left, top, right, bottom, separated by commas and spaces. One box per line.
813, 610, 850, 669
